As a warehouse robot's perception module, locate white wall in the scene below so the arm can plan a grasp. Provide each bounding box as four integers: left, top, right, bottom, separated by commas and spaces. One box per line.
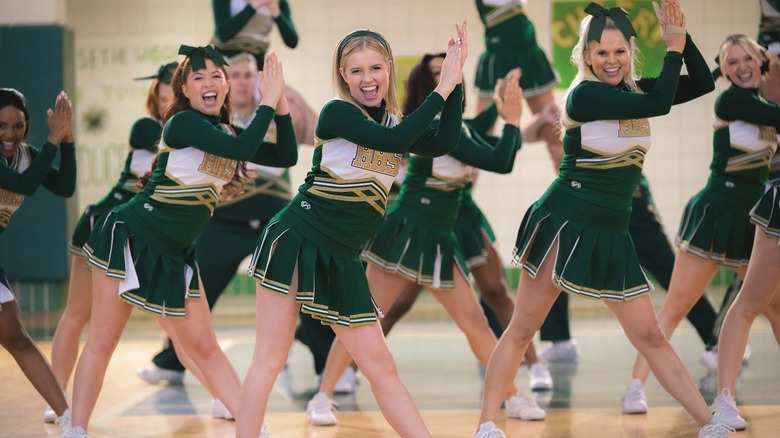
42, 0, 762, 261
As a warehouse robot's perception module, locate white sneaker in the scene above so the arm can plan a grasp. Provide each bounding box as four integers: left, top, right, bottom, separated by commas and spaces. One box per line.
333, 366, 359, 394
538, 340, 580, 363
528, 362, 553, 391
211, 397, 234, 420
62, 425, 89, 438
55, 408, 72, 430
136, 364, 185, 385
700, 346, 752, 371
473, 421, 506, 437
700, 350, 719, 371
306, 392, 338, 426
505, 392, 546, 420
622, 378, 647, 414
711, 389, 746, 430
43, 404, 57, 423
260, 423, 270, 438
698, 422, 735, 438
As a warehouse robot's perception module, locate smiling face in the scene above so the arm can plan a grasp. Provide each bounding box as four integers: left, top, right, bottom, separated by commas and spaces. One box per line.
585, 29, 630, 87
724, 44, 762, 89
0, 105, 27, 158
228, 59, 258, 108
181, 58, 229, 116
339, 47, 390, 108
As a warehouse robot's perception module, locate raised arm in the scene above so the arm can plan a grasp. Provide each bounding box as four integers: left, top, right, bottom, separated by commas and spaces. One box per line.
717, 86, 780, 130
274, 0, 298, 49
165, 107, 275, 161
212, 0, 257, 42
247, 113, 298, 167
41, 140, 77, 197
637, 33, 715, 105
568, 52, 684, 122
0, 143, 57, 195
317, 95, 447, 154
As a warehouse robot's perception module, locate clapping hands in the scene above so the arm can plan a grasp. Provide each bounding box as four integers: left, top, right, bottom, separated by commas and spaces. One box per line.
494, 69, 523, 126
435, 20, 468, 100
654, 0, 686, 52
46, 91, 73, 146
258, 52, 286, 111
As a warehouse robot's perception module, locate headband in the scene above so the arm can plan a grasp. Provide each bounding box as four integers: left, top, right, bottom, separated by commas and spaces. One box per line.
178, 45, 228, 71
584, 2, 637, 43
336, 30, 389, 65
134, 61, 179, 84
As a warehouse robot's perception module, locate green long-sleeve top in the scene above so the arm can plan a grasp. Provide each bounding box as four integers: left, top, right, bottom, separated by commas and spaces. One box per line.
212, 0, 297, 68
397, 114, 520, 221
294, 85, 463, 250
559, 34, 714, 211
475, 0, 537, 49
707, 85, 780, 202
0, 141, 76, 234
118, 105, 297, 248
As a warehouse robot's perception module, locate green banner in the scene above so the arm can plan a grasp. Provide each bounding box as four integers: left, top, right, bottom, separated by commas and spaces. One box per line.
551, 0, 665, 89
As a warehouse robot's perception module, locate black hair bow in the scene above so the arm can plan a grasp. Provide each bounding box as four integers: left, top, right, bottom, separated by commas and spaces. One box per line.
178, 45, 228, 71
584, 2, 637, 43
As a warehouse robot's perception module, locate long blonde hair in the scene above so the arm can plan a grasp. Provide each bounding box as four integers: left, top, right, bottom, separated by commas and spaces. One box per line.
332, 30, 402, 119
560, 14, 641, 133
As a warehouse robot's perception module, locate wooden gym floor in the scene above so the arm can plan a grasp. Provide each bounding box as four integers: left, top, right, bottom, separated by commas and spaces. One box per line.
1, 295, 778, 437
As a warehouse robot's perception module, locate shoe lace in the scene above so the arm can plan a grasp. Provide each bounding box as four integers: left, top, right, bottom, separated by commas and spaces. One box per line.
715, 399, 739, 417
700, 423, 735, 437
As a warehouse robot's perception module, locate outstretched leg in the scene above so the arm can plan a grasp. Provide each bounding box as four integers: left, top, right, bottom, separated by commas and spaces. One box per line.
0, 300, 68, 416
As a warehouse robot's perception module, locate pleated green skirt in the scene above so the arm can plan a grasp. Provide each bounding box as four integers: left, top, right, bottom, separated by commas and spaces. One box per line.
676, 189, 757, 268
512, 184, 652, 301
249, 207, 379, 327
84, 209, 200, 317
750, 182, 780, 239
454, 196, 497, 270
362, 201, 466, 289
70, 188, 134, 256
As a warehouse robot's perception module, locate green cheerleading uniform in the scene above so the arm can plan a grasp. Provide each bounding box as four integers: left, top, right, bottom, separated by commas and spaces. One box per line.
677, 86, 779, 267
362, 116, 520, 289
249, 85, 463, 326
84, 106, 297, 317
0, 141, 76, 307
474, 0, 559, 98
513, 34, 714, 300
750, 179, 780, 238
451, 104, 505, 269
150, 112, 300, 371
210, 0, 297, 69
69, 117, 160, 256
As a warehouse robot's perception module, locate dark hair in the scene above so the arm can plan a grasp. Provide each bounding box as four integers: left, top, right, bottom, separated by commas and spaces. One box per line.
147, 59, 245, 199
402, 53, 466, 115
0, 88, 31, 136
162, 55, 231, 124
